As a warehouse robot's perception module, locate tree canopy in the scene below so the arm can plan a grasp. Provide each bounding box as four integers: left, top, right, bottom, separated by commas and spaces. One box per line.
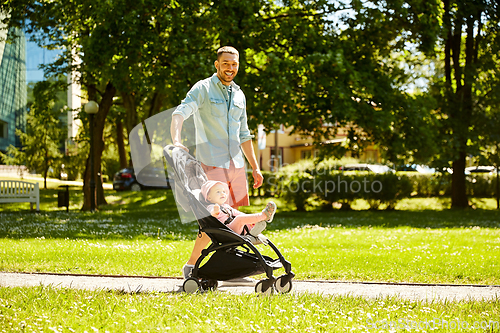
2, 0, 499, 209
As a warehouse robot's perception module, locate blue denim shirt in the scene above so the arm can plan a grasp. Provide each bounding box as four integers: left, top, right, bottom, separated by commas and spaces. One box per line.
173, 74, 254, 169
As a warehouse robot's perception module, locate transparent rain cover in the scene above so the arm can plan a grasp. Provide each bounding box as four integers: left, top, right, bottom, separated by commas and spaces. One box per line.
129, 107, 242, 224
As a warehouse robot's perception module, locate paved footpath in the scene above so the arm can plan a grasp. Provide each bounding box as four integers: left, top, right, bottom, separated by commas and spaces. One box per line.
1, 272, 499, 301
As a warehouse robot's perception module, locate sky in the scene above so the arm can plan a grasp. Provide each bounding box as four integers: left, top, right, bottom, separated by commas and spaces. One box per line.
25, 37, 62, 83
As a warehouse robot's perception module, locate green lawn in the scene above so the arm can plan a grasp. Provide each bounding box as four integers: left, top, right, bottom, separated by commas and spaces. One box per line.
0, 286, 499, 333
1, 189, 499, 284
1, 188, 500, 332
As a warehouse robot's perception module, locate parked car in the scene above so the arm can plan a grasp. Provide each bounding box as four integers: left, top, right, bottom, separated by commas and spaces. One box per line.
113, 165, 172, 191
465, 166, 497, 175
340, 163, 395, 173
396, 164, 435, 174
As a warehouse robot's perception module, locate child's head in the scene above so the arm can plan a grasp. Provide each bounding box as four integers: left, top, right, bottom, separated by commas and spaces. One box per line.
201, 180, 230, 205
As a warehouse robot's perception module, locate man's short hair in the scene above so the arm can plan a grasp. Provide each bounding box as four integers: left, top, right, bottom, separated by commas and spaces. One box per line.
217, 46, 239, 59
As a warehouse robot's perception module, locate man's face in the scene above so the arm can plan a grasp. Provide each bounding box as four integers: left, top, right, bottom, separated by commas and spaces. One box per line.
215, 52, 239, 85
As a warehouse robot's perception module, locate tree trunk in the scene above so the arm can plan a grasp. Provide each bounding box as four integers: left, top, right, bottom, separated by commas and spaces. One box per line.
147, 92, 164, 119
116, 119, 128, 169
122, 92, 138, 138
445, 8, 480, 209
82, 83, 117, 211
451, 151, 468, 208
43, 149, 48, 189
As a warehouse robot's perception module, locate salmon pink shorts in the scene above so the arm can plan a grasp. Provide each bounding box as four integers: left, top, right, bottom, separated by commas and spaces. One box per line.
201, 161, 249, 208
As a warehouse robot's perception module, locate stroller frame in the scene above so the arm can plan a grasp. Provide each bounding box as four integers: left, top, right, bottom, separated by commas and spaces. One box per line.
163, 145, 294, 294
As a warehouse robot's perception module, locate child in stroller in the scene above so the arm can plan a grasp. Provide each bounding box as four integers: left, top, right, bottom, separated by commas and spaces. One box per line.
164, 145, 294, 294
201, 180, 277, 237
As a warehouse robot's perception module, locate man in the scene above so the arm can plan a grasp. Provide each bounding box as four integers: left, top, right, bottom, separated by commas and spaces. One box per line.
170, 46, 263, 280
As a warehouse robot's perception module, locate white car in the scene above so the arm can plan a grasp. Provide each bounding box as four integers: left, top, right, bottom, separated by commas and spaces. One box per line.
340, 164, 395, 173
465, 166, 497, 175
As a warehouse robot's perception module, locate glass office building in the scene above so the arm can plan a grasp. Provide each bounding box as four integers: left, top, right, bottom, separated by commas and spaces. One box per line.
0, 27, 27, 153
0, 22, 75, 158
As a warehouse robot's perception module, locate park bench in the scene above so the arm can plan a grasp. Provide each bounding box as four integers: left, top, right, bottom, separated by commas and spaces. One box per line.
0, 180, 40, 212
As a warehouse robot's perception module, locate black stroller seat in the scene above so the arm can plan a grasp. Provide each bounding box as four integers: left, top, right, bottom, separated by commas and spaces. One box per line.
163, 145, 294, 294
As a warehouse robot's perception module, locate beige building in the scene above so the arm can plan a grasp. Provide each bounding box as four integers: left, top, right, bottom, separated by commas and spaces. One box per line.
254, 125, 380, 171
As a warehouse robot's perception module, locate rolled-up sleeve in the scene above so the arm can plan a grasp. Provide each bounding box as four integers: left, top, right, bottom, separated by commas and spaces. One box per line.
173, 83, 205, 120
238, 95, 254, 143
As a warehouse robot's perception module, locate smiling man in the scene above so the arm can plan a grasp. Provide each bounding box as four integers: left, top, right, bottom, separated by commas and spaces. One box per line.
170, 46, 263, 281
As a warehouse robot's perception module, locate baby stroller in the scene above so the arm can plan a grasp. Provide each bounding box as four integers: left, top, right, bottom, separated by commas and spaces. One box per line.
163, 145, 294, 294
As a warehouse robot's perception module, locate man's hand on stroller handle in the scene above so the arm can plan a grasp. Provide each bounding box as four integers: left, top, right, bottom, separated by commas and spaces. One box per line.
172, 141, 189, 152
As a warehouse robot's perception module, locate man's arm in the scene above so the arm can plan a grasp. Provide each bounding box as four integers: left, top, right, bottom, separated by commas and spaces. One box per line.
241, 139, 263, 189
170, 114, 188, 151
171, 81, 205, 151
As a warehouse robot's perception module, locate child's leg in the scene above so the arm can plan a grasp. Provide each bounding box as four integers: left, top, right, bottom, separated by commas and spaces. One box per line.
250, 202, 277, 236
227, 201, 277, 235
226, 212, 267, 234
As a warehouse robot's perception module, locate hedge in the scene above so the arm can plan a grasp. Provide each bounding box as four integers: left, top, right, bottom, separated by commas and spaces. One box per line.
247, 167, 499, 211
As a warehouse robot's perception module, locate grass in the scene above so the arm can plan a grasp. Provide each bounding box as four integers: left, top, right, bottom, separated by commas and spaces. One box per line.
1, 186, 500, 332
0, 286, 499, 333
1, 189, 499, 284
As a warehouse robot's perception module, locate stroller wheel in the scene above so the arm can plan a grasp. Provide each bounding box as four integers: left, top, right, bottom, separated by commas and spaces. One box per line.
183, 277, 201, 293
255, 279, 274, 295
201, 279, 218, 291
274, 275, 293, 293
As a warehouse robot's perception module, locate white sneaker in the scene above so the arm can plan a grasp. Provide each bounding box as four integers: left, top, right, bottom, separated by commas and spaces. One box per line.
250, 220, 267, 236
220, 277, 257, 286
182, 264, 194, 279
250, 202, 277, 236
263, 201, 277, 222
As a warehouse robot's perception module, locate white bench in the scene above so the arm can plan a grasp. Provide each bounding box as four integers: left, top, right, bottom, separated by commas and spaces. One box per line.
0, 180, 40, 212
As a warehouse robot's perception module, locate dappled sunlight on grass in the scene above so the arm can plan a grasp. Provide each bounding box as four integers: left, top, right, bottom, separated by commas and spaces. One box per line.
1, 190, 499, 283
258, 224, 500, 284
0, 286, 498, 332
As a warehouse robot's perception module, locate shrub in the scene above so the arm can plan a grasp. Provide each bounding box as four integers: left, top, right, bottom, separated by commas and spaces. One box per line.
402, 172, 452, 197
363, 173, 413, 210
281, 171, 314, 211
278, 169, 413, 211
248, 170, 283, 197
467, 174, 497, 197
249, 161, 499, 210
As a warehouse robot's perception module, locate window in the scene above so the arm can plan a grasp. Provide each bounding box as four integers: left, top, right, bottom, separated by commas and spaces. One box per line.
301, 149, 312, 160
270, 147, 283, 172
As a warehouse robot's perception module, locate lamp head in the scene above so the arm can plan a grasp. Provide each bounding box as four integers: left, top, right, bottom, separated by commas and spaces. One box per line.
84, 101, 99, 114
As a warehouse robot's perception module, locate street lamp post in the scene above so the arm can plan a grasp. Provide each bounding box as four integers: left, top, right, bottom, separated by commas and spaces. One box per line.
84, 101, 99, 212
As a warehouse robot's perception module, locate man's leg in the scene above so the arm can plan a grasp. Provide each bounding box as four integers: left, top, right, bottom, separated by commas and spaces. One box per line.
228, 163, 250, 208
183, 162, 248, 278
186, 232, 211, 265
201, 161, 249, 209
183, 232, 211, 278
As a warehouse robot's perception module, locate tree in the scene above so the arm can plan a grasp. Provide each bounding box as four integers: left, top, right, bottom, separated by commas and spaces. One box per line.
427, 0, 500, 208
6, 0, 497, 211
284, 0, 500, 209
4, 0, 346, 209
221, 0, 441, 167
0, 80, 64, 188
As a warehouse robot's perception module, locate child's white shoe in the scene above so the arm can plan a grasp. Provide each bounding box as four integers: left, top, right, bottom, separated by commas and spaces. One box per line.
262, 201, 277, 222
250, 202, 277, 236
250, 220, 266, 236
